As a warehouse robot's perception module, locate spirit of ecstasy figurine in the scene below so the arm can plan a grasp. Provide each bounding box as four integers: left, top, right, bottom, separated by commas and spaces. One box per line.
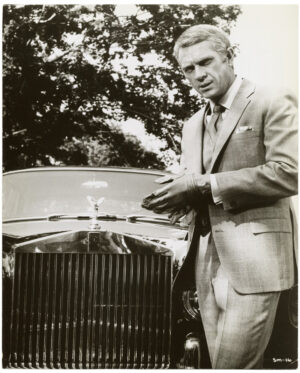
87, 196, 105, 230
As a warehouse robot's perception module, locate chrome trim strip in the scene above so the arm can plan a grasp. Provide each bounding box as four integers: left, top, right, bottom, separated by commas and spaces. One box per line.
64, 254, 72, 368
141, 255, 148, 366
86, 254, 94, 368
97, 255, 105, 366
36, 254, 44, 367
126, 255, 133, 368
3, 166, 166, 177
49, 255, 57, 368
154, 255, 161, 368
14, 253, 23, 367
112, 255, 119, 366
162, 256, 170, 366
133, 255, 140, 365
71, 254, 80, 368
57, 254, 66, 367
52, 255, 60, 368
40, 254, 48, 367
91, 255, 98, 368
147, 255, 155, 368
21, 253, 29, 367
105, 254, 113, 366
120, 255, 126, 367
28, 254, 37, 368
78, 254, 86, 368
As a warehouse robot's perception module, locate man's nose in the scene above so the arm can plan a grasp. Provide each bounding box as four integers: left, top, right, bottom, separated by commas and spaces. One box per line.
194, 66, 207, 81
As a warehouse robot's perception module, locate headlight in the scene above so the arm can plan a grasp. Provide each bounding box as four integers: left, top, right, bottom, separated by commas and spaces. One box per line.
182, 290, 201, 321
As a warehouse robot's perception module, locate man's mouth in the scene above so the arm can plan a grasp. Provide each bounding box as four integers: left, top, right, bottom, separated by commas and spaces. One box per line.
199, 81, 212, 89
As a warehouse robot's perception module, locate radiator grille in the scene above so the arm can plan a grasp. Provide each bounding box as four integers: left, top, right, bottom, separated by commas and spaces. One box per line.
7, 252, 172, 369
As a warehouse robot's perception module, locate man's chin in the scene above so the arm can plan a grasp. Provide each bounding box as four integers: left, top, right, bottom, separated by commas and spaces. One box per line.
199, 89, 222, 101
196, 85, 214, 97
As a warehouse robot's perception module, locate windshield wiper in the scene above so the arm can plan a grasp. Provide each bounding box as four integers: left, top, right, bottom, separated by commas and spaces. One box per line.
126, 214, 169, 223
3, 213, 124, 224
47, 213, 126, 221
125, 214, 186, 228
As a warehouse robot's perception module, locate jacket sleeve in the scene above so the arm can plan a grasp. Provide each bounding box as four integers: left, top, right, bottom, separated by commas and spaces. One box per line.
179, 140, 187, 173
214, 90, 298, 211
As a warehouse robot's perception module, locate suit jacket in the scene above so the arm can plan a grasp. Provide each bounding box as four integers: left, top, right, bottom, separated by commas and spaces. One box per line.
178, 78, 298, 294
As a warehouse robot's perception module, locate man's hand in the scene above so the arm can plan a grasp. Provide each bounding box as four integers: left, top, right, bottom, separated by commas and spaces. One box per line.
142, 173, 211, 214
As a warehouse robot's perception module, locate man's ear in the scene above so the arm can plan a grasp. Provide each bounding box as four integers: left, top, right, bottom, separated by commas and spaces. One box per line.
226, 47, 234, 66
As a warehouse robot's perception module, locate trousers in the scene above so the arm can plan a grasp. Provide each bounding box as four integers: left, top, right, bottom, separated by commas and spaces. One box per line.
195, 232, 280, 369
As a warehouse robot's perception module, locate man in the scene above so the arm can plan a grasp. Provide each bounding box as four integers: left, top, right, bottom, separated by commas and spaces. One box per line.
142, 24, 298, 369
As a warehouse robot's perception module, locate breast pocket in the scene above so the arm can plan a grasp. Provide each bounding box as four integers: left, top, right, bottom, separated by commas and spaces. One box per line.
221, 130, 264, 169
230, 129, 260, 140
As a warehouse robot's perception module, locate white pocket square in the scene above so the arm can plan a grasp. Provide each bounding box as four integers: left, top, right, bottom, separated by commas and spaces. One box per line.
235, 126, 253, 133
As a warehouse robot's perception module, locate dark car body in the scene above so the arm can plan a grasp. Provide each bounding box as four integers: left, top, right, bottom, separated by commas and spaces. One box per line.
2, 167, 297, 369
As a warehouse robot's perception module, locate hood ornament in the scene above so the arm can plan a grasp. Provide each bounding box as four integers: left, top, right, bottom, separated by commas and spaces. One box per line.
87, 196, 105, 230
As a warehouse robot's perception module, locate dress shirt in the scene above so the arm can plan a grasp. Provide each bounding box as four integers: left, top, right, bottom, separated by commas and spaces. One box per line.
208, 76, 244, 204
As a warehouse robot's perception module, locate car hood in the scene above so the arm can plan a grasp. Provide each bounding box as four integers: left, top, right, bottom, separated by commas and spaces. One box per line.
3, 220, 188, 278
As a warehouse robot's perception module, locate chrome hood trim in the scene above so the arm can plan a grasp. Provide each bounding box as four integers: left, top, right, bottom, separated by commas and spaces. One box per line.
13, 229, 174, 256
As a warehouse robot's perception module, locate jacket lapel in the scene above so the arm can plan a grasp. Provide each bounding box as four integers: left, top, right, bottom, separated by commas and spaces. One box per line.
184, 108, 205, 174
208, 79, 256, 173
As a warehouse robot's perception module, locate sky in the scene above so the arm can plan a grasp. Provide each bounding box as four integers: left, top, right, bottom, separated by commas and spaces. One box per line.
231, 4, 298, 95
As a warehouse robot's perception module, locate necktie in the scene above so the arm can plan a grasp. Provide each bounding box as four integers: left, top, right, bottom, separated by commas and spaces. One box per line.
202, 104, 225, 172
205, 104, 225, 141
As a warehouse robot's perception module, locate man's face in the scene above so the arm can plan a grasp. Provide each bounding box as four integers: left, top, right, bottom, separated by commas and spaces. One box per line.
177, 40, 235, 101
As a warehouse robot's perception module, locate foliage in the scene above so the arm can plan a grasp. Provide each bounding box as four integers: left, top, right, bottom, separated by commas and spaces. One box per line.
3, 4, 241, 171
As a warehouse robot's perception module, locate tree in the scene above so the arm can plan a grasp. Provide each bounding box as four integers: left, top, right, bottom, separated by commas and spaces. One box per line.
3, 4, 241, 171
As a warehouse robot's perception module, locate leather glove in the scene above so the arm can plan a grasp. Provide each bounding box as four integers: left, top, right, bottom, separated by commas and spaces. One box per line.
142, 173, 211, 213
142, 173, 182, 211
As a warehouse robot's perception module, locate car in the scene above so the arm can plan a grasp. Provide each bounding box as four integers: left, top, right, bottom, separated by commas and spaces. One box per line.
2, 167, 204, 369
2, 167, 297, 369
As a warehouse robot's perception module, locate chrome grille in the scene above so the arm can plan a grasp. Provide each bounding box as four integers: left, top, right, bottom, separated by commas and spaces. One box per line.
7, 252, 172, 369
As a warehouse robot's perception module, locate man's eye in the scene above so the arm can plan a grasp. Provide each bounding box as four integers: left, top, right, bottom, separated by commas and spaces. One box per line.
184, 67, 193, 74
202, 59, 212, 66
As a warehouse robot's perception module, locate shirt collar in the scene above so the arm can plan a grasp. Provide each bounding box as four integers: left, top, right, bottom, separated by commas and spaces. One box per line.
209, 75, 243, 112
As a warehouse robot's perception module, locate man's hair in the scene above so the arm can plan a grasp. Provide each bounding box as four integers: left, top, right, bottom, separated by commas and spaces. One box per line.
173, 24, 231, 60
